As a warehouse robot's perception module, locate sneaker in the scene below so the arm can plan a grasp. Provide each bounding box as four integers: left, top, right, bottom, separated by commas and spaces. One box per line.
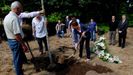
77, 57, 81, 60
76, 57, 82, 63
40, 51, 43, 55
86, 59, 90, 63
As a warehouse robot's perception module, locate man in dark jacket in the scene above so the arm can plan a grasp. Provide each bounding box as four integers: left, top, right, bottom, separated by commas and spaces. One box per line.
109, 16, 118, 45
118, 15, 128, 48
76, 23, 91, 63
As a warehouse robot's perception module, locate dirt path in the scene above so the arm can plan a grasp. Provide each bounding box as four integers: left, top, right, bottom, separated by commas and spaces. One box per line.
0, 28, 133, 75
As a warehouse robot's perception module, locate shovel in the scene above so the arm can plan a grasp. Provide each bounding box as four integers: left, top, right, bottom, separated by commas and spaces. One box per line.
25, 41, 40, 72
46, 36, 56, 71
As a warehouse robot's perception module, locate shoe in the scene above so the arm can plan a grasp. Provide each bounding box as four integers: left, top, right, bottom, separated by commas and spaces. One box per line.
40, 51, 43, 55
77, 57, 81, 60
76, 57, 82, 63
86, 59, 90, 63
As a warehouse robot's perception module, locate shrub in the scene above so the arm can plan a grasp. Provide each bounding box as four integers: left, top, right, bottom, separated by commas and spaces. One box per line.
97, 23, 109, 35
47, 12, 62, 23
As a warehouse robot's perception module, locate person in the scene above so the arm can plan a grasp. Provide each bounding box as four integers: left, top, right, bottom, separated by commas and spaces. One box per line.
3, 1, 27, 75
55, 20, 65, 51
55, 20, 65, 38
68, 16, 81, 49
32, 14, 48, 55
118, 15, 128, 48
109, 16, 118, 45
77, 22, 91, 63
88, 18, 97, 42
3, 1, 44, 75
65, 16, 70, 36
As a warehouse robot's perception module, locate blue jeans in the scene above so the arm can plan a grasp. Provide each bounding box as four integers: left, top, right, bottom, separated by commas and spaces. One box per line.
57, 30, 64, 38
71, 29, 80, 46
90, 31, 96, 41
8, 39, 25, 75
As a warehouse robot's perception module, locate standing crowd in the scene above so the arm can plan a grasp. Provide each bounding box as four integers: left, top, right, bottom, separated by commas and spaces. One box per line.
2, 1, 128, 75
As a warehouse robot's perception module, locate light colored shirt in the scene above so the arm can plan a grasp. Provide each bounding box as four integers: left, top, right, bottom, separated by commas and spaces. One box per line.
4, 11, 40, 39
18, 11, 40, 26
3, 11, 24, 39
56, 23, 65, 31
32, 16, 47, 38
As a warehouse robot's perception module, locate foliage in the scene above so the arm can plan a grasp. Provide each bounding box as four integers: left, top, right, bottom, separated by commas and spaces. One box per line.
0, 0, 129, 24
0, 0, 10, 14
127, 14, 133, 27
119, 2, 127, 15
1, 5, 10, 14
97, 23, 109, 35
47, 12, 62, 23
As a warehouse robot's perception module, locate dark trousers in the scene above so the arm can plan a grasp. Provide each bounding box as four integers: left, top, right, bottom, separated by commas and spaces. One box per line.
79, 37, 90, 59
119, 33, 126, 48
8, 39, 27, 75
36, 36, 48, 52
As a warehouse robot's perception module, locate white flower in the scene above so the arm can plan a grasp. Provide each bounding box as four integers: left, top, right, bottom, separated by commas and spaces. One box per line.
97, 42, 106, 49
93, 35, 121, 64
98, 50, 105, 57
99, 36, 105, 41
104, 53, 110, 59
112, 56, 122, 63
113, 56, 119, 61
98, 53, 102, 57
108, 57, 114, 62
95, 50, 99, 54
119, 60, 122, 63
106, 53, 110, 57
104, 56, 109, 60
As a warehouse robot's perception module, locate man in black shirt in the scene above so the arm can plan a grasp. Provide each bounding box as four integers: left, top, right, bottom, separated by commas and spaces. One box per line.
118, 15, 128, 48
109, 16, 118, 45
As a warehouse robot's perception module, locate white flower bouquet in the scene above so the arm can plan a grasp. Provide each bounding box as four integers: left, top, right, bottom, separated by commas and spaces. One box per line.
92, 35, 122, 64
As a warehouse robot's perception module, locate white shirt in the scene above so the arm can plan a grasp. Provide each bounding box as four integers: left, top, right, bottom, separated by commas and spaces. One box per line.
3, 11, 24, 39
56, 23, 65, 31
32, 16, 47, 38
3, 11, 40, 39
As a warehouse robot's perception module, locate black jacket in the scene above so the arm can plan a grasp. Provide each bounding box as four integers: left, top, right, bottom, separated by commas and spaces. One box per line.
118, 20, 128, 34
109, 20, 118, 31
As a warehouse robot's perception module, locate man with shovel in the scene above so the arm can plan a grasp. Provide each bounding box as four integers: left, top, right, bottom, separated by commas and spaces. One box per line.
76, 23, 91, 63
3, 1, 44, 75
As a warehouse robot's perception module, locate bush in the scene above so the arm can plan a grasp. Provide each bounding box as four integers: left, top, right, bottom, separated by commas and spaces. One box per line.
128, 14, 133, 27
97, 23, 109, 35
1, 5, 10, 14
47, 12, 62, 23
